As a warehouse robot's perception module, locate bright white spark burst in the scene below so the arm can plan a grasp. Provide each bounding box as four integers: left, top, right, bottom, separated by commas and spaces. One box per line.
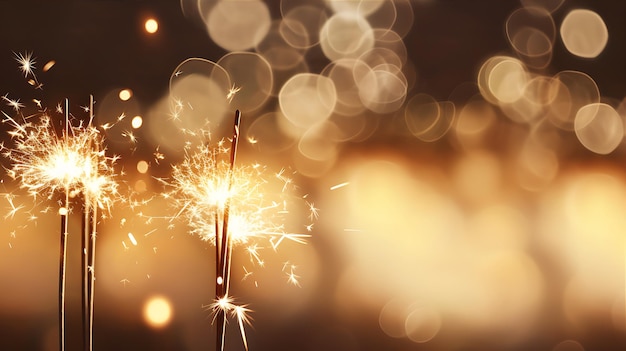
206, 296, 253, 351
152, 137, 316, 348
14, 51, 36, 78
0, 101, 120, 214
162, 141, 313, 251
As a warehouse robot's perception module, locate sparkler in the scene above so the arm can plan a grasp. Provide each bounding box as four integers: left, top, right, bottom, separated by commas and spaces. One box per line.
1, 96, 119, 351
158, 109, 314, 351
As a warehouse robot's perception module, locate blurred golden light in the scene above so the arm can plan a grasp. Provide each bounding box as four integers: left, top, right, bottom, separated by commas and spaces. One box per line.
206, 0, 271, 51
119, 89, 132, 101
560, 9, 608, 58
58, 207, 68, 216
453, 150, 502, 206
142, 295, 173, 329
131, 115, 143, 129
217, 52, 273, 112
505, 7, 556, 69
319, 12, 374, 62
136, 160, 149, 174
574, 103, 623, 155
145, 18, 159, 34
279, 73, 337, 129
134, 179, 147, 193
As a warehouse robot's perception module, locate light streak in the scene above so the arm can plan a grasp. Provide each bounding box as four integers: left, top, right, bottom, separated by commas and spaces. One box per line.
330, 181, 349, 190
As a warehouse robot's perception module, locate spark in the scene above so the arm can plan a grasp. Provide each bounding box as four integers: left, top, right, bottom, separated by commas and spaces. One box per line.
14, 51, 36, 78
1, 101, 120, 213
206, 296, 252, 351
162, 141, 312, 253
283, 263, 301, 287
330, 182, 349, 190
128, 233, 138, 246
226, 84, 241, 103
2, 94, 24, 112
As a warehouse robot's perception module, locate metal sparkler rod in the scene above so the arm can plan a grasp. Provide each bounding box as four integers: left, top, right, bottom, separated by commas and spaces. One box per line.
87, 95, 96, 351
216, 110, 241, 351
59, 98, 70, 351
82, 95, 94, 351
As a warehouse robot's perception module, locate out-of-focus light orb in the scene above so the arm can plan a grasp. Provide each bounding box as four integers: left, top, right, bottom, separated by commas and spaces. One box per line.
136, 160, 149, 174
134, 179, 147, 193
279, 73, 337, 129
58, 207, 68, 216
145, 18, 159, 34
142, 295, 173, 329
552, 339, 585, 351
119, 89, 132, 101
319, 12, 375, 62
488, 58, 529, 104
505, 7, 555, 69
131, 115, 143, 129
560, 9, 608, 58
478, 56, 529, 105
574, 103, 623, 155
206, 0, 271, 51
547, 70, 600, 131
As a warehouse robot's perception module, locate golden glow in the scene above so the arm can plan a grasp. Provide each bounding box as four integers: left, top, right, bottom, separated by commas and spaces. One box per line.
143, 296, 173, 328
1, 111, 119, 211
560, 9, 608, 58
144, 18, 159, 34
118, 89, 132, 101
136, 160, 149, 174
131, 115, 143, 129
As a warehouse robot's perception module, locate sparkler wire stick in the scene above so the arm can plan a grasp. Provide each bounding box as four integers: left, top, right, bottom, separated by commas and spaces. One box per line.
81, 95, 94, 351
82, 189, 90, 351
59, 98, 70, 351
216, 110, 241, 351
88, 181, 97, 351
86, 94, 96, 351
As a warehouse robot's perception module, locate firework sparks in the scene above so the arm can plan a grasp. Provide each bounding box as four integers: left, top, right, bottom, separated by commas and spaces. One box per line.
1, 97, 120, 351
154, 110, 314, 351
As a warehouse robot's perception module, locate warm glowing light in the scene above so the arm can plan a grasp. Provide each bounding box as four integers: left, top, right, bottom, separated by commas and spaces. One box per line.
164, 141, 313, 248
118, 89, 132, 101
143, 296, 173, 328
1, 110, 119, 209
136, 160, 149, 174
144, 18, 159, 34
560, 9, 608, 58
58, 207, 68, 216
131, 115, 143, 129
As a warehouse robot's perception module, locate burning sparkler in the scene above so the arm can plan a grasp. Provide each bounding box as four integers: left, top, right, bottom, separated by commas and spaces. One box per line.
1, 96, 119, 351
156, 109, 314, 351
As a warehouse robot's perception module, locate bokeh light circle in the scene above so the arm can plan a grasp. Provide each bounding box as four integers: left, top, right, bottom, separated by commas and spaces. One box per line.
560, 9, 608, 59
206, 0, 271, 52
574, 103, 623, 155
278, 73, 337, 129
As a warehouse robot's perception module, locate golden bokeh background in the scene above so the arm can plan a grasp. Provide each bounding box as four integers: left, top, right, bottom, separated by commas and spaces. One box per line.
0, 0, 625, 350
